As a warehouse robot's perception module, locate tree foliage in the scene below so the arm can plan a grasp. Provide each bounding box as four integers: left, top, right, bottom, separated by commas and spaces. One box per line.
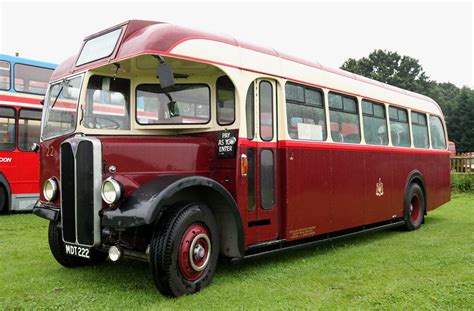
341, 49, 474, 152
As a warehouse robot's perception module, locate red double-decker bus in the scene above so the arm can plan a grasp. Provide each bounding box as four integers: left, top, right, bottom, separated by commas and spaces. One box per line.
33, 21, 450, 297
0, 54, 55, 212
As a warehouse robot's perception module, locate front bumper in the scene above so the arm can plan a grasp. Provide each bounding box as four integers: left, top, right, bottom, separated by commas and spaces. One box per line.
32, 201, 59, 221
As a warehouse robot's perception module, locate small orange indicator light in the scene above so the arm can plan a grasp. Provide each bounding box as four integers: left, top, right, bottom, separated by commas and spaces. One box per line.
241, 154, 248, 177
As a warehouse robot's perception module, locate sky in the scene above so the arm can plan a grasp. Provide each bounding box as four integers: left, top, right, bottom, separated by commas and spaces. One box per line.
0, 0, 472, 88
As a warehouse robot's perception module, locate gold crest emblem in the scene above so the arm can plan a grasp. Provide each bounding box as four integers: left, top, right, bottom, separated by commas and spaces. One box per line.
376, 178, 384, 197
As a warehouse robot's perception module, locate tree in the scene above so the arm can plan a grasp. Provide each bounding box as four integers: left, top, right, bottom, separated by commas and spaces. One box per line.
449, 88, 474, 153
341, 49, 431, 94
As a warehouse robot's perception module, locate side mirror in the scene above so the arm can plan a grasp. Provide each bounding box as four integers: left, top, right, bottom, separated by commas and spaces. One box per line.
31, 143, 40, 152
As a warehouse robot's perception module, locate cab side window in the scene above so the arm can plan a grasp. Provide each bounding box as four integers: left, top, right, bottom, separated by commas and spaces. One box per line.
216, 76, 235, 125
429, 116, 447, 149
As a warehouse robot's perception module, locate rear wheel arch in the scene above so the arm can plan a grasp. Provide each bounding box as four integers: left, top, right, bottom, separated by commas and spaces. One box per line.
0, 173, 11, 212
405, 170, 427, 214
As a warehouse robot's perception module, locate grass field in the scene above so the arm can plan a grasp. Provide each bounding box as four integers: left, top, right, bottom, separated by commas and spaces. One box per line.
1, 194, 473, 310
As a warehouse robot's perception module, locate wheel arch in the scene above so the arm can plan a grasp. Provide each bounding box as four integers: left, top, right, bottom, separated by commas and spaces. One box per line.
0, 173, 11, 212
102, 175, 244, 258
404, 170, 427, 215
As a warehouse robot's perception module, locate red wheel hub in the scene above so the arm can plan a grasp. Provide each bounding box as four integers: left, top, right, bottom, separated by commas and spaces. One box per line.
410, 194, 421, 223
178, 223, 211, 281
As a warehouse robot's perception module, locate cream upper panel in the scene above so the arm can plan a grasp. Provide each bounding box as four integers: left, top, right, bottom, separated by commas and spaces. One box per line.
169, 39, 443, 117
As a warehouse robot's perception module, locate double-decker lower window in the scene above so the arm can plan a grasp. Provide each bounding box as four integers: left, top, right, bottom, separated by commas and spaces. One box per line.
329, 92, 360, 143
411, 111, 429, 149
286, 82, 326, 141
136, 84, 210, 125
18, 109, 41, 151
430, 116, 447, 149
389, 106, 411, 147
0, 107, 15, 150
362, 100, 388, 145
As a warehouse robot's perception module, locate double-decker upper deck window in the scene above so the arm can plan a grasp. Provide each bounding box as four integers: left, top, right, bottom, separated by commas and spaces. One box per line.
76, 28, 122, 66
84, 75, 130, 130
411, 111, 429, 149
362, 100, 388, 145
14, 64, 53, 95
429, 116, 447, 150
389, 106, 411, 147
216, 76, 235, 125
286, 83, 326, 141
136, 84, 210, 125
329, 92, 360, 143
0, 107, 15, 151
0, 61, 10, 90
18, 109, 41, 151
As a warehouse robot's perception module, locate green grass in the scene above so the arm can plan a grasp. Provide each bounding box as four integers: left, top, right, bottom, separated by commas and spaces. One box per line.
1, 194, 473, 310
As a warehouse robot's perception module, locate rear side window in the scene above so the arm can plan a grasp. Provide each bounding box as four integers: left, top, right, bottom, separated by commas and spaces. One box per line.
216, 76, 235, 125
329, 92, 360, 144
429, 116, 447, 149
362, 100, 388, 145
286, 82, 326, 141
18, 109, 42, 151
411, 111, 429, 149
0, 107, 16, 151
0, 61, 10, 91
389, 106, 411, 147
14, 64, 53, 95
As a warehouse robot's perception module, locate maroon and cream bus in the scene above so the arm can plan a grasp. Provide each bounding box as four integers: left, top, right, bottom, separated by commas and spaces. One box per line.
33, 20, 451, 297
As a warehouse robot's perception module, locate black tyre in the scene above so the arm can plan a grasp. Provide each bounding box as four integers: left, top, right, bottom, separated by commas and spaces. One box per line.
403, 183, 425, 231
0, 186, 6, 213
149, 202, 219, 297
48, 220, 107, 267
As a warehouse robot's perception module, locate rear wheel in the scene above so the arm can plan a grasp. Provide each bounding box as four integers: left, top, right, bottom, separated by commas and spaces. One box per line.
0, 186, 6, 213
149, 202, 219, 297
48, 220, 107, 267
403, 183, 425, 231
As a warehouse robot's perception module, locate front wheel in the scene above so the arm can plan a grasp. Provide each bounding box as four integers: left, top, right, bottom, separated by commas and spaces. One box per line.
149, 202, 219, 297
403, 183, 425, 231
48, 220, 107, 267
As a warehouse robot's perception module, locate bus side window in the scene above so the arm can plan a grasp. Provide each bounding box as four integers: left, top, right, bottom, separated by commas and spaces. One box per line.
285, 82, 326, 141
14, 63, 53, 95
328, 92, 361, 144
216, 76, 235, 126
0, 61, 10, 91
411, 111, 429, 149
0, 106, 16, 151
362, 99, 388, 145
18, 109, 42, 151
389, 106, 411, 147
429, 116, 447, 149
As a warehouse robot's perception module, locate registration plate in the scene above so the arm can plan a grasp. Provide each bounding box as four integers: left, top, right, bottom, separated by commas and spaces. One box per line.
64, 243, 91, 259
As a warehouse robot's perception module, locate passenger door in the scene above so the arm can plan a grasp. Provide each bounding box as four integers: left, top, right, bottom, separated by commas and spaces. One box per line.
244, 79, 279, 244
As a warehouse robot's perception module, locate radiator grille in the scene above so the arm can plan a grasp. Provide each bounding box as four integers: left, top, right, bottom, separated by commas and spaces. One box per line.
60, 138, 101, 247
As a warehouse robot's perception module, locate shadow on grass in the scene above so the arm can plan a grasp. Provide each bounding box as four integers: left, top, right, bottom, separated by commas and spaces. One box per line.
43, 217, 447, 297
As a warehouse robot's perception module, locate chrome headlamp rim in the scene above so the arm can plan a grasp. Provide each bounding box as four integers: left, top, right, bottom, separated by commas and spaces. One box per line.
43, 177, 58, 202
101, 177, 122, 204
